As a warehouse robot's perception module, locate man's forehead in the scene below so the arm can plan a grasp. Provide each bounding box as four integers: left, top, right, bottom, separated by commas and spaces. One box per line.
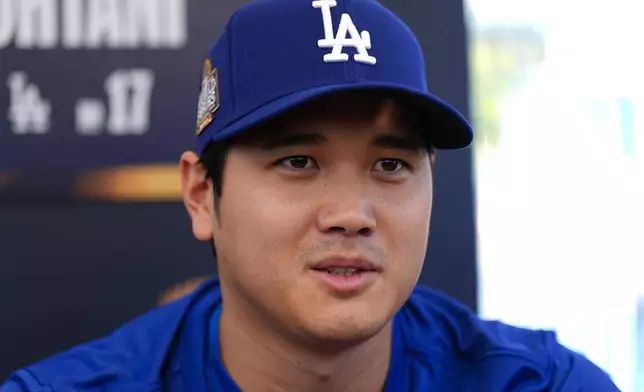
239, 92, 425, 143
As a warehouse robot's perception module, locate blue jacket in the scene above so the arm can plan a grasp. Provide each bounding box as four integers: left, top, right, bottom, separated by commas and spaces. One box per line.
1, 279, 620, 391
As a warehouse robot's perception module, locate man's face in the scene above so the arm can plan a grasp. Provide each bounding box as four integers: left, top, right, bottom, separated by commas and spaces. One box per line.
182, 93, 433, 345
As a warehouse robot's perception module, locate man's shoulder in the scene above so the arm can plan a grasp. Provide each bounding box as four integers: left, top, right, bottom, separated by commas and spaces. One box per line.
1, 280, 221, 392
399, 285, 620, 391
403, 285, 557, 358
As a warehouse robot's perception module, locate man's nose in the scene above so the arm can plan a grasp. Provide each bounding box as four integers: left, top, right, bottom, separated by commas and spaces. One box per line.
316, 190, 377, 237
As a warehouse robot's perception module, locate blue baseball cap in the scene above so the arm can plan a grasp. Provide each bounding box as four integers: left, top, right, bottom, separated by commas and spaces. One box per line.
194, 0, 473, 154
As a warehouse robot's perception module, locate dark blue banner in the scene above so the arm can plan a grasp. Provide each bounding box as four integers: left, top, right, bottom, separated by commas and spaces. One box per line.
0, 0, 240, 200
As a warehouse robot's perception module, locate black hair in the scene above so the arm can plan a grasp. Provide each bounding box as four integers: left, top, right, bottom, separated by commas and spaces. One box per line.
198, 139, 232, 213
198, 140, 232, 260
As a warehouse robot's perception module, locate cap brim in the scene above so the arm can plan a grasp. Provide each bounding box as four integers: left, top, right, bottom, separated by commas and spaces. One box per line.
211, 82, 473, 150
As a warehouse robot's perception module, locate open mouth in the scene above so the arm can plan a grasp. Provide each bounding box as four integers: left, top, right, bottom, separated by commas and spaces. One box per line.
322, 267, 362, 276
311, 265, 378, 293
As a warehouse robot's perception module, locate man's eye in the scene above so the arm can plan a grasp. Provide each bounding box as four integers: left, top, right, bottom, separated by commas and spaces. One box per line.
278, 156, 316, 170
374, 159, 406, 173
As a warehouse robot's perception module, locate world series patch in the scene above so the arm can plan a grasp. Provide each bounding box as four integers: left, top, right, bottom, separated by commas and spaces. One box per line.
196, 58, 220, 135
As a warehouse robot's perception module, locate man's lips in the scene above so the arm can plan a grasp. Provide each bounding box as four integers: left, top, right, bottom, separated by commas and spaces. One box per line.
311, 257, 381, 272
310, 257, 380, 294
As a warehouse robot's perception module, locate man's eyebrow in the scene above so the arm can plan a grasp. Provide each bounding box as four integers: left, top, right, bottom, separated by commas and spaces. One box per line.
371, 134, 425, 153
259, 133, 327, 150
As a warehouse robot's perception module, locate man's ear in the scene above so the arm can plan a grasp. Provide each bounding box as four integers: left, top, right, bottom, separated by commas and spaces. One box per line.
180, 151, 215, 241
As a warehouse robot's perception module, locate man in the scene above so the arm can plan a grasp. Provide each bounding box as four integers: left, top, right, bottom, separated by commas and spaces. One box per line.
1, 0, 620, 391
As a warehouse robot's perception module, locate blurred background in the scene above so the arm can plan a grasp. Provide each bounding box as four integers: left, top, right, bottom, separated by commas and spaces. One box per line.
0, 0, 641, 390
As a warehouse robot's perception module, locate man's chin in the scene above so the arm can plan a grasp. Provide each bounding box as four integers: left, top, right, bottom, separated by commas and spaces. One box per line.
297, 316, 391, 349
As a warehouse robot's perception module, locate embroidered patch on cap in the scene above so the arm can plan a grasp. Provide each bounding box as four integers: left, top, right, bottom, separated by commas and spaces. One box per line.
196, 58, 220, 135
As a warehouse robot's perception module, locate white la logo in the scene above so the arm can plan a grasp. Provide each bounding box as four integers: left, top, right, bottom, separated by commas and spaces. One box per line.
312, 0, 377, 65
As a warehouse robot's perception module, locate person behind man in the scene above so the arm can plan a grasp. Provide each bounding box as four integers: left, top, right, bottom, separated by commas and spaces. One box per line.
1, 0, 620, 391
157, 276, 212, 306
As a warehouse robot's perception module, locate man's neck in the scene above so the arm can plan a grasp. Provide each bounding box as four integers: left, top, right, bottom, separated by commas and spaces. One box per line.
218, 305, 393, 392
